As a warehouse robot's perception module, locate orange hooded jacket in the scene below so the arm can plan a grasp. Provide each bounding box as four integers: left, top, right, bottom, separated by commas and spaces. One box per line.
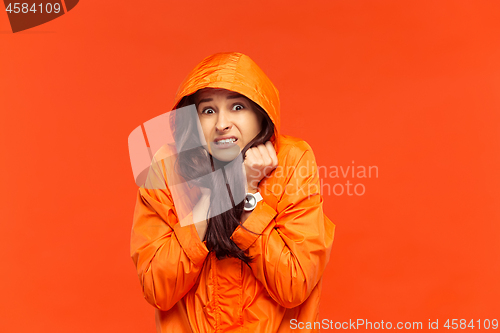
130, 52, 335, 332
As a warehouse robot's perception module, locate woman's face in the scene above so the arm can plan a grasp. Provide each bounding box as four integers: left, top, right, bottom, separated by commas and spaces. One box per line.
194, 88, 263, 162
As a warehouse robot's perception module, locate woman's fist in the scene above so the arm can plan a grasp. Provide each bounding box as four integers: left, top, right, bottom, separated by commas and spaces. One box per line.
243, 141, 278, 192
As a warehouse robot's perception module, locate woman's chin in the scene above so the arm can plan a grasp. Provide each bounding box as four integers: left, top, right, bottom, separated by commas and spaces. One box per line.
210, 143, 241, 162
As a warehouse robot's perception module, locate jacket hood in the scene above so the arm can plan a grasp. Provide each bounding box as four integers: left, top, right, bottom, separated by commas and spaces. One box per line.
171, 52, 281, 152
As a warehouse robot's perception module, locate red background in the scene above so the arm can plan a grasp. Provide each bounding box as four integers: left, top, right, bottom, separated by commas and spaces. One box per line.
1, 1, 499, 332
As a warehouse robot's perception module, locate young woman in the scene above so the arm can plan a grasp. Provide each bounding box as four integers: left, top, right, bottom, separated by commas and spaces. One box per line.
130, 52, 335, 332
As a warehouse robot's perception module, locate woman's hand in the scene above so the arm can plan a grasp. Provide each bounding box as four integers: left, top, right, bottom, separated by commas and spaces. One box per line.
243, 141, 278, 193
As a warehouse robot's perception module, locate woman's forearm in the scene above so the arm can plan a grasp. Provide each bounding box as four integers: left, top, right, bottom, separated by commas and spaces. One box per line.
194, 219, 208, 241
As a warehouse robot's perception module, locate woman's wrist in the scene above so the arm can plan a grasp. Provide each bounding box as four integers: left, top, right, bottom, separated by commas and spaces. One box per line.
246, 184, 259, 194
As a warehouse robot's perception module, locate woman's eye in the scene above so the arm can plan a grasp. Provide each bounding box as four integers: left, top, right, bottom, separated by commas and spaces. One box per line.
201, 108, 215, 114
233, 104, 244, 111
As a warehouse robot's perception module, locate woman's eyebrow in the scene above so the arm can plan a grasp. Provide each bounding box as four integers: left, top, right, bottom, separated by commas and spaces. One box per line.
197, 98, 212, 104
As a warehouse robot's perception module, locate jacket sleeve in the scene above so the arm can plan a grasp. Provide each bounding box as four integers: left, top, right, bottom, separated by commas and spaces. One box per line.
230, 143, 335, 309
130, 159, 209, 311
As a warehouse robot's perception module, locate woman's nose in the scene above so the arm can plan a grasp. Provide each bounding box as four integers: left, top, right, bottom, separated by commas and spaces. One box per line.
215, 110, 232, 132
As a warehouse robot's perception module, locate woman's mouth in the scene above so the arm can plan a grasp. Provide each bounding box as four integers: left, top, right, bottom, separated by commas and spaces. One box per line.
213, 137, 238, 149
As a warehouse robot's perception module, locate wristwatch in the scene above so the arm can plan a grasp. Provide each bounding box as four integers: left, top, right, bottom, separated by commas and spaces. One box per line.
244, 192, 263, 211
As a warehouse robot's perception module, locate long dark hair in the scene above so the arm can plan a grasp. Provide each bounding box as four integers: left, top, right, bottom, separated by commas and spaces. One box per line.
171, 90, 275, 264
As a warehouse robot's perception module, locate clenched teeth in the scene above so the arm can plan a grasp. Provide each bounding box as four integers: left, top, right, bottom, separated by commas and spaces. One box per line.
215, 138, 237, 144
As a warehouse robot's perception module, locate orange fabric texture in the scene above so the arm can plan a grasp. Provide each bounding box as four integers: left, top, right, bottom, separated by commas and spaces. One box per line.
130, 52, 335, 332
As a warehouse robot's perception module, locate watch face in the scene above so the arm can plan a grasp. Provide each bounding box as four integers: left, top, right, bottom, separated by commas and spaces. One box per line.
244, 194, 256, 210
